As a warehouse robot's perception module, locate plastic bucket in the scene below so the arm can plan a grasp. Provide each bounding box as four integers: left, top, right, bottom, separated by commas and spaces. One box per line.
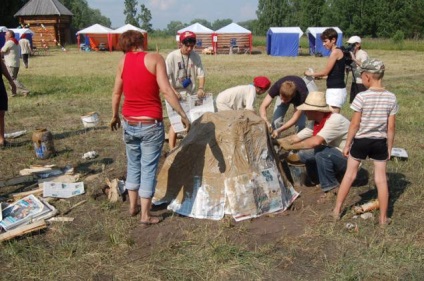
288, 163, 306, 187
81, 112, 99, 128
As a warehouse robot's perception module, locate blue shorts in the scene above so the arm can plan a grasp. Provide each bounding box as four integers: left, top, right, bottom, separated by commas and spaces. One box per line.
350, 138, 388, 161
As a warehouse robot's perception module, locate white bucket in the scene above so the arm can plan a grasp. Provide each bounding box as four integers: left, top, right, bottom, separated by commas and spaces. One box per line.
81, 112, 99, 128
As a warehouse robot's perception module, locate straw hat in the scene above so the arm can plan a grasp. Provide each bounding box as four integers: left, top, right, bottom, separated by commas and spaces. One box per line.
296, 91, 331, 112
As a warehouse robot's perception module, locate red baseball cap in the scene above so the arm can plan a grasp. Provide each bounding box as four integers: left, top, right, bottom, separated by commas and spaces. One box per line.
180, 31, 196, 42
253, 76, 271, 90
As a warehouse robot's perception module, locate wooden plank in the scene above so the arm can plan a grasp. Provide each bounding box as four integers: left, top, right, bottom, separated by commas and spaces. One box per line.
0, 220, 47, 242
0, 175, 36, 188
11, 188, 44, 201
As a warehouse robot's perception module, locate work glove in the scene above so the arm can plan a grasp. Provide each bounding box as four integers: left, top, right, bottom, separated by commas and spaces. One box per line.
277, 138, 296, 151
109, 116, 121, 131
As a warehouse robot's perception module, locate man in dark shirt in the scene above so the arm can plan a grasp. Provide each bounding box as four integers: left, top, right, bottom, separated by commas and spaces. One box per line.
259, 76, 308, 137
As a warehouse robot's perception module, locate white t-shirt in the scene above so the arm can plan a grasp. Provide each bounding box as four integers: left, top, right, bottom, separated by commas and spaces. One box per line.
19, 38, 31, 55
353, 49, 368, 83
296, 113, 350, 151
216, 84, 256, 111
165, 49, 205, 94
1, 40, 20, 68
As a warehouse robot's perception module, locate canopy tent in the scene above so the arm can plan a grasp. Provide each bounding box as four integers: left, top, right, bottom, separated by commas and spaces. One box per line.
306, 27, 343, 56
0, 28, 35, 49
76, 24, 115, 51
214, 23, 252, 54
177, 23, 214, 53
266, 27, 303, 57
113, 24, 148, 51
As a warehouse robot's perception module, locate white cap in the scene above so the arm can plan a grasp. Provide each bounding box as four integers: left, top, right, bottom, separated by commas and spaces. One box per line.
347, 36, 361, 44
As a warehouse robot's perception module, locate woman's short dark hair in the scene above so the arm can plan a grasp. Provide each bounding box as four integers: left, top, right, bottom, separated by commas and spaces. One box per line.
119, 30, 144, 53
320, 28, 338, 41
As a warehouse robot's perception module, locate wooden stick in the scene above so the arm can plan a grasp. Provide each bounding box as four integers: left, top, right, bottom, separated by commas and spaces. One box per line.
0, 220, 47, 242
0, 175, 36, 188
12, 187, 44, 201
62, 200, 87, 215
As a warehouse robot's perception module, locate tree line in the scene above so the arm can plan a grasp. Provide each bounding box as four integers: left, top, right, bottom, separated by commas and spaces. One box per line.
2, 0, 423, 39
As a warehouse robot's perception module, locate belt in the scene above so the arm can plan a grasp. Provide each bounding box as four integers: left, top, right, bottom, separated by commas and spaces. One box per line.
124, 119, 161, 126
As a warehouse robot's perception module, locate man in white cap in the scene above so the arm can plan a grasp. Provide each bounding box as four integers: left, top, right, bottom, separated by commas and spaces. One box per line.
346, 36, 368, 103
276, 91, 351, 202
165, 31, 206, 149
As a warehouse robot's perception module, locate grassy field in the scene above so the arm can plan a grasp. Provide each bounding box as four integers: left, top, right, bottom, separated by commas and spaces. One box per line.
0, 41, 423, 280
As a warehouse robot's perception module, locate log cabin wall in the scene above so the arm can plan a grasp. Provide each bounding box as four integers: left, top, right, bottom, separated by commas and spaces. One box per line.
16, 15, 72, 48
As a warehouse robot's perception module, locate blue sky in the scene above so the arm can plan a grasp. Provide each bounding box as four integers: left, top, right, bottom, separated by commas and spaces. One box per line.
86, 0, 258, 29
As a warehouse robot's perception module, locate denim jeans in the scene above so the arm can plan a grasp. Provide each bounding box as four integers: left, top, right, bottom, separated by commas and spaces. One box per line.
123, 121, 164, 198
272, 98, 306, 132
298, 146, 347, 192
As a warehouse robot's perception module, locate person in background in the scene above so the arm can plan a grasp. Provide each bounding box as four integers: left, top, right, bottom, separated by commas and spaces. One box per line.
346, 36, 369, 103
259, 75, 308, 136
215, 76, 271, 111
110, 30, 190, 227
165, 31, 205, 150
277, 91, 351, 203
304, 28, 346, 113
19, 33, 32, 69
332, 59, 398, 225
0, 59, 17, 147
1, 30, 30, 96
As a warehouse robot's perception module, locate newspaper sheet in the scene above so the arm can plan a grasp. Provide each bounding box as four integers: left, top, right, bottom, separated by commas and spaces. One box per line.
0, 195, 53, 231
225, 168, 298, 222
43, 182, 85, 198
165, 93, 215, 133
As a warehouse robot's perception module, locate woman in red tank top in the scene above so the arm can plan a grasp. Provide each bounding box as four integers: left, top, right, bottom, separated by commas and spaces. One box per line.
110, 31, 190, 227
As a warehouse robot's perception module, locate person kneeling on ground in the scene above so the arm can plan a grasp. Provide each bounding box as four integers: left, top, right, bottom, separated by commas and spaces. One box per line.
276, 91, 351, 203
259, 75, 309, 136
215, 76, 271, 111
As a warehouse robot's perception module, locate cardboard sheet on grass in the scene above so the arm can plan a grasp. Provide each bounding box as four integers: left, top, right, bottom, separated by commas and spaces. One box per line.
153, 110, 299, 221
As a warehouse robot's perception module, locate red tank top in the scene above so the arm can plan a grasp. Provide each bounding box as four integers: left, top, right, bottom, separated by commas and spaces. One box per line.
121, 52, 162, 120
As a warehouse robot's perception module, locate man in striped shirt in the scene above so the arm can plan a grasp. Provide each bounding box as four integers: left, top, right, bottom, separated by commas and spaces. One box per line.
332, 58, 398, 226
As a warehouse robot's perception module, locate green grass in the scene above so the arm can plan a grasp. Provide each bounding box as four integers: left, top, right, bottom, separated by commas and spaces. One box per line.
0, 43, 423, 280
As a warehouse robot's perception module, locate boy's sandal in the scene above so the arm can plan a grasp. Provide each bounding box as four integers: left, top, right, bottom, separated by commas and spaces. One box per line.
139, 216, 163, 228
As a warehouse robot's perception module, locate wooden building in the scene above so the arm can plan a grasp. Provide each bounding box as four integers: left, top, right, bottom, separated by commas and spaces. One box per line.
14, 0, 73, 48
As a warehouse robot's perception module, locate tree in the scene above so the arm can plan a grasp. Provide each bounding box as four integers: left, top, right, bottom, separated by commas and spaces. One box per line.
0, 0, 30, 27
256, 0, 293, 35
189, 19, 212, 29
138, 4, 152, 32
166, 21, 185, 35
124, 0, 139, 27
212, 19, 232, 31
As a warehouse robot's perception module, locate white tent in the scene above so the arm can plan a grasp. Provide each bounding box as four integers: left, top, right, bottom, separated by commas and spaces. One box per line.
214, 23, 252, 54
113, 24, 148, 50
76, 24, 115, 51
177, 23, 214, 52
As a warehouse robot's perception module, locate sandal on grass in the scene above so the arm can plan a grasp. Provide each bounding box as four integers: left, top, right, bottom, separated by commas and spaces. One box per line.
378, 218, 392, 228
129, 205, 141, 217
139, 216, 162, 228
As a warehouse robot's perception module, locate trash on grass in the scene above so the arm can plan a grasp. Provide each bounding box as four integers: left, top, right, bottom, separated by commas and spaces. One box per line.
4, 130, 27, 139
353, 199, 379, 214
360, 212, 374, 220
82, 151, 98, 160
42, 182, 85, 199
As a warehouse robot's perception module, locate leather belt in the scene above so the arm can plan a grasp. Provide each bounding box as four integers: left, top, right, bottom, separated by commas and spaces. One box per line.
124, 118, 161, 126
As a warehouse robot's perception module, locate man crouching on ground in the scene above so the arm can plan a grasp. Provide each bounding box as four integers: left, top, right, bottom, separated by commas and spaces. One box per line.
276, 91, 351, 203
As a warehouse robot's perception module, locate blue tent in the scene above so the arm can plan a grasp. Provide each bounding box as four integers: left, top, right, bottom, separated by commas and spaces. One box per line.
306, 27, 343, 57
266, 27, 303, 57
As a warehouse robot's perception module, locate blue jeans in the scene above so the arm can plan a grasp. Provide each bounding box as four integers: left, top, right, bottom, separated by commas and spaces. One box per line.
123, 121, 164, 198
273, 99, 306, 132
298, 146, 347, 192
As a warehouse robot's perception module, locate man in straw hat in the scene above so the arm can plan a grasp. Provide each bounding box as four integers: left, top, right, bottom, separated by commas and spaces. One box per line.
276, 91, 351, 202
